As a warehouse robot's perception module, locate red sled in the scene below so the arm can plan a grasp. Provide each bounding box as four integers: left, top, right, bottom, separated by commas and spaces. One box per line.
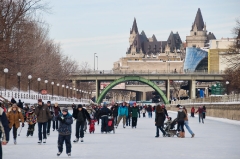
89, 119, 95, 134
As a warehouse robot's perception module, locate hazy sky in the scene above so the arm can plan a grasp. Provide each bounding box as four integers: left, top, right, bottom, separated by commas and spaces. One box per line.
41, 0, 240, 70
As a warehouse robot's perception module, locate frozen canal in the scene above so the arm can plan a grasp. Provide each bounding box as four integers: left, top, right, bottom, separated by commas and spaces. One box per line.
3, 111, 240, 159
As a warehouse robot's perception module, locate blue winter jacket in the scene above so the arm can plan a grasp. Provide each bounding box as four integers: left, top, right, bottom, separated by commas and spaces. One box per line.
57, 113, 73, 135
118, 106, 128, 116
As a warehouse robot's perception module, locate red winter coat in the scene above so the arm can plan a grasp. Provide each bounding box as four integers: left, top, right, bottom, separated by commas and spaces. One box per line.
191, 107, 195, 113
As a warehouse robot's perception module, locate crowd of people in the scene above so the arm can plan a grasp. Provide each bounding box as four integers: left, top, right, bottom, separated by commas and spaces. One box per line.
0, 97, 207, 158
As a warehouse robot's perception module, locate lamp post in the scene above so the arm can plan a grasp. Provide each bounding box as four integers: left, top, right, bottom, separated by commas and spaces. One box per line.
76, 89, 78, 99
226, 81, 229, 95
73, 88, 76, 99
17, 72, 21, 93
94, 53, 97, 71
3, 68, 8, 96
37, 78, 41, 98
28, 75, 32, 98
96, 55, 98, 70
57, 83, 60, 97
44, 80, 48, 90
62, 85, 65, 97
70, 87, 72, 98
66, 86, 69, 98
51, 82, 54, 98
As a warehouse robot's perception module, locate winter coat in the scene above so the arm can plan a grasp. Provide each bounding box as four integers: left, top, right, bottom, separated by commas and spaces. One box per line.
183, 109, 188, 121
99, 107, 112, 117
163, 108, 169, 118
17, 100, 24, 109
57, 113, 73, 135
131, 107, 139, 118
35, 104, 52, 123
111, 106, 118, 117
7, 110, 24, 129
26, 112, 37, 125
128, 106, 132, 117
47, 105, 54, 116
0, 107, 9, 142
155, 110, 165, 127
118, 106, 128, 116
142, 108, 146, 113
53, 106, 61, 117
191, 107, 195, 113
72, 108, 90, 121
147, 106, 152, 112
177, 110, 186, 122
195, 107, 203, 114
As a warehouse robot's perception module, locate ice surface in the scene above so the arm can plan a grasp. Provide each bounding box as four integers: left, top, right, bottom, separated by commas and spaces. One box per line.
3, 111, 240, 159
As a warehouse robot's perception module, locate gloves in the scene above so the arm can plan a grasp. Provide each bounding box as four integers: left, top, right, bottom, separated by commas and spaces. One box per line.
22, 123, 24, 127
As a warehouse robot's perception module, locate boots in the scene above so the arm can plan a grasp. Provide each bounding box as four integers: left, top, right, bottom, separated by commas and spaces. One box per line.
182, 132, 185, 138
178, 132, 182, 138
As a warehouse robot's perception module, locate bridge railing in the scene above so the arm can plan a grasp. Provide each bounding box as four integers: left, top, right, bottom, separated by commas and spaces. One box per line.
71, 70, 224, 75
171, 94, 240, 105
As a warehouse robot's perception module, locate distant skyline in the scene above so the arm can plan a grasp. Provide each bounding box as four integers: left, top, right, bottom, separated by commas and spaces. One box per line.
41, 0, 240, 70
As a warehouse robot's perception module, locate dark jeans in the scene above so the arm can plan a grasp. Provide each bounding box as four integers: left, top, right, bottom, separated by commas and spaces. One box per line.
156, 126, 166, 136
58, 134, 71, 153
191, 112, 195, 117
53, 120, 59, 130
47, 119, 51, 134
132, 117, 138, 127
199, 113, 204, 123
203, 112, 206, 119
113, 116, 118, 125
143, 113, 145, 117
9, 125, 18, 139
75, 121, 85, 138
177, 121, 185, 132
101, 116, 108, 132
38, 122, 47, 140
126, 116, 131, 126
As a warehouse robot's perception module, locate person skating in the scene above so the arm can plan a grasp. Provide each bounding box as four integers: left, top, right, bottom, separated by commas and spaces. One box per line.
195, 106, 204, 123
142, 106, 146, 118
131, 103, 140, 128
6, 104, 24, 144
26, 108, 37, 137
155, 105, 166, 137
116, 102, 128, 129
111, 104, 118, 126
35, 99, 52, 144
57, 107, 73, 157
126, 103, 132, 126
177, 106, 186, 138
99, 105, 111, 133
183, 106, 195, 138
46, 101, 54, 135
72, 104, 90, 143
53, 103, 61, 131
191, 107, 195, 117
0, 106, 9, 158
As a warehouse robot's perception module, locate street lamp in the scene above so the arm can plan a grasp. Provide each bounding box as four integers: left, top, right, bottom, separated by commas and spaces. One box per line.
226, 81, 229, 95
96, 56, 98, 70
3, 68, 8, 96
70, 87, 72, 98
37, 78, 41, 98
17, 72, 21, 93
51, 82, 54, 98
62, 85, 65, 97
28, 75, 32, 98
44, 80, 48, 90
73, 88, 76, 98
57, 83, 60, 97
66, 86, 69, 98
94, 53, 97, 71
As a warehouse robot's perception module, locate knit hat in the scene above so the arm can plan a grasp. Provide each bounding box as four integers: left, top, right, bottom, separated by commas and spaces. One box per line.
78, 104, 83, 108
38, 99, 42, 102
47, 101, 51, 104
62, 107, 68, 112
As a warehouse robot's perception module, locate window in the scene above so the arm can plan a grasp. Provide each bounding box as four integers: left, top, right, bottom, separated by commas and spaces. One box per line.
194, 32, 196, 36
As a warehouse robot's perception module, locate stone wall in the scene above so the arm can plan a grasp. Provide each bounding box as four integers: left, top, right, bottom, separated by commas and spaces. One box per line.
167, 104, 240, 121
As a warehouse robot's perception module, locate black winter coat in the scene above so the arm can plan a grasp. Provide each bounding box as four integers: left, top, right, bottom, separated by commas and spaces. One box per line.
99, 107, 112, 117
111, 106, 118, 117
155, 111, 165, 127
177, 111, 186, 122
72, 108, 90, 121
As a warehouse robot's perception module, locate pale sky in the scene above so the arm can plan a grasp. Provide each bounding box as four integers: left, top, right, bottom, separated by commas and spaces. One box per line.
41, 0, 240, 70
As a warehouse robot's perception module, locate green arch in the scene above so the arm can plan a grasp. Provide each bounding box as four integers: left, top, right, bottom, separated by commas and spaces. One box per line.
96, 76, 169, 104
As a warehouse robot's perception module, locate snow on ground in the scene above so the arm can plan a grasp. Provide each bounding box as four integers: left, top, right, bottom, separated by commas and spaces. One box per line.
3, 111, 240, 159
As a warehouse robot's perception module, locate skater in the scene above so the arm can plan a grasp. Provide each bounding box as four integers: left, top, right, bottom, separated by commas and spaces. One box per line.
0, 106, 9, 158
6, 104, 24, 144
72, 104, 90, 143
203, 105, 206, 119
147, 105, 152, 118
99, 104, 111, 133
195, 106, 204, 123
126, 103, 132, 126
53, 103, 61, 131
26, 108, 37, 137
57, 107, 73, 157
46, 101, 54, 135
131, 103, 140, 128
116, 102, 128, 129
35, 99, 52, 144
111, 103, 118, 126
177, 106, 186, 138
183, 107, 195, 138
191, 107, 195, 117
142, 106, 146, 118
155, 105, 166, 137
17, 99, 24, 109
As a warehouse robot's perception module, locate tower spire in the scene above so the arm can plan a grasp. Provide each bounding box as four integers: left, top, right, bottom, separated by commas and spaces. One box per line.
192, 8, 204, 31
130, 18, 139, 34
